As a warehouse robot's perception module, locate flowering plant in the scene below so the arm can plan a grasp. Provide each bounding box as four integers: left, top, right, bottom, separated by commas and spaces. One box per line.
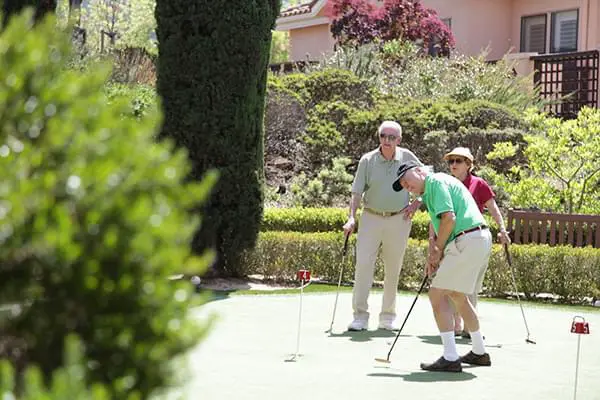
326, 0, 455, 56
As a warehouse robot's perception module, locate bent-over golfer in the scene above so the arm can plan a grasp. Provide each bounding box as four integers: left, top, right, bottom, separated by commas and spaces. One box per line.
392, 161, 492, 372
344, 121, 422, 331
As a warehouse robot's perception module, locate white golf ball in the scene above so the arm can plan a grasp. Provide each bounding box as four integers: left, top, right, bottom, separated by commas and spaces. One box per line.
190, 276, 201, 285
594, 300, 600, 307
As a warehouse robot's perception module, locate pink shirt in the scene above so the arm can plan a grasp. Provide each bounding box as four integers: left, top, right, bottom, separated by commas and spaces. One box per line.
462, 174, 495, 212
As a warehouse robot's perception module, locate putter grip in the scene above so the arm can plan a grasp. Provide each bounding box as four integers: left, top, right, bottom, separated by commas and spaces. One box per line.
342, 233, 350, 256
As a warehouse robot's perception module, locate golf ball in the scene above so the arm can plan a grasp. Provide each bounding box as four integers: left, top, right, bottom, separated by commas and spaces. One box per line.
594, 300, 600, 307
190, 276, 201, 285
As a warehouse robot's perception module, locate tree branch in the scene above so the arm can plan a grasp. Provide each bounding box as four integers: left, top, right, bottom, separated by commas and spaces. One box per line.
576, 165, 600, 211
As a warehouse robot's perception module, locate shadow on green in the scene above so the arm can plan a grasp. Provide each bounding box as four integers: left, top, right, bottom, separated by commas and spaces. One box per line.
417, 335, 504, 349
368, 371, 477, 382
328, 329, 403, 342
417, 335, 471, 346
192, 289, 233, 305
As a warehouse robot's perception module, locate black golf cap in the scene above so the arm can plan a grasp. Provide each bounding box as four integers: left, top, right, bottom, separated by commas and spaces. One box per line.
392, 161, 420, 192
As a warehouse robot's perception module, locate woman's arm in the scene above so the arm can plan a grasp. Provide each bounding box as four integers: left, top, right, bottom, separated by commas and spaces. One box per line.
485, 198, 511, 244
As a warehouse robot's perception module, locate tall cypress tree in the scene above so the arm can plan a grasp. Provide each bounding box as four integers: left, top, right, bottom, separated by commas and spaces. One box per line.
2, 0, 57, 25
155, 1, 280, 276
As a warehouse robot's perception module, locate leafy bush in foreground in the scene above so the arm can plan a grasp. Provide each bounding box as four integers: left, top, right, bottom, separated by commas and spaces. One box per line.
1, 336, 113, 399
0, 12, 216, 398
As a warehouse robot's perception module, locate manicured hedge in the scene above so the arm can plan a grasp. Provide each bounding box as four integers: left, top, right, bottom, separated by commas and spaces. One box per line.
261, 207, 499, 240
241, 232, 600, 302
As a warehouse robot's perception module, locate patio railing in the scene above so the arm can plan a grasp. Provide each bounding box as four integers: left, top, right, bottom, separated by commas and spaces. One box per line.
532, 50, 599, 119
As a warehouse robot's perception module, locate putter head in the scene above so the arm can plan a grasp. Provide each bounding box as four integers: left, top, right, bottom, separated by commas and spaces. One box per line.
526, 338, 536, 344
374, 357, 391, 364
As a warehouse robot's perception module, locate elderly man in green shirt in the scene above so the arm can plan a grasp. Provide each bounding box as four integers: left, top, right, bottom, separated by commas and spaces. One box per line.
343, 121, 423, 332
392, 161, 493, 373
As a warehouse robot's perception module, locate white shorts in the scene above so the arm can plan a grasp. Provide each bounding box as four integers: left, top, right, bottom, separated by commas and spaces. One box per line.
431, 229, 493, 294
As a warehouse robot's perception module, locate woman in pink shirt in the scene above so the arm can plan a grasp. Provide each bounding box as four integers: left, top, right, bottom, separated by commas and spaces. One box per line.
443, 147, 511, 337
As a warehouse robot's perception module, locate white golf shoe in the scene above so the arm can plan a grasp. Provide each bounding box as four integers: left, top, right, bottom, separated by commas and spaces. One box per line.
378, 319, 398, 331
347, 319, 368, 331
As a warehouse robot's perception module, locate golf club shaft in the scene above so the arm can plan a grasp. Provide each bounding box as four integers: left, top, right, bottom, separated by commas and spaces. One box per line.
504, 244, 532, 338
328, 234, 350, 332
385, 275, 429, 360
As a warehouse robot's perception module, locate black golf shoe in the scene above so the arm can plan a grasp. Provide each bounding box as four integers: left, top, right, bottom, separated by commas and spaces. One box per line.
460, 351, 491, 366
420, 356, 462, 372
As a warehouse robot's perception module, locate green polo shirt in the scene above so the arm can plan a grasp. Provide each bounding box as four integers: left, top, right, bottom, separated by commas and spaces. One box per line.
422, 173, 486, 244
352, 147, 422, 212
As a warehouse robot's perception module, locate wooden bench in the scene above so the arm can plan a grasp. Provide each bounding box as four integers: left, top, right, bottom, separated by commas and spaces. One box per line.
507, 209, 600, 248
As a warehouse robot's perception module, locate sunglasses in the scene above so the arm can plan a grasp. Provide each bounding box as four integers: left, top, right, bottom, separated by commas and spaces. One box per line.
379, 133, 400, 140
447, 158, 465, 165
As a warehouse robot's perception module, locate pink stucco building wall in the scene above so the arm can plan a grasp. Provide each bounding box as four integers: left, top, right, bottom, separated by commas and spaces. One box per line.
424, 0, 513, 60
289, 23, 336, 62
277, 0, 600, 62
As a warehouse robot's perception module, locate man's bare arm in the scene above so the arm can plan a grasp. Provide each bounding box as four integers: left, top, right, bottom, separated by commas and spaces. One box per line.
343, 192, 362, 235
349, 192, 362, 219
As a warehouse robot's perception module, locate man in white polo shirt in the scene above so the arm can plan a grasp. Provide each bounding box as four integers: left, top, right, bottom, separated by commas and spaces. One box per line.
343, 121, 423, 331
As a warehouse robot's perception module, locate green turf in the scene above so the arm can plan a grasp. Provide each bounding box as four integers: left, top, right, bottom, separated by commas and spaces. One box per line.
197, 282, 600, 313
177, 291, 600, 400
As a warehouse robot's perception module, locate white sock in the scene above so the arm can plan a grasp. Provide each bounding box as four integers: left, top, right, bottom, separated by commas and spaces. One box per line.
470, 330, 486, 355
440, 331, 459, 361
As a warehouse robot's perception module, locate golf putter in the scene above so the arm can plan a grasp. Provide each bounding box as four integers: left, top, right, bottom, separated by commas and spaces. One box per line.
326, 233, 351, 334
504, 243, 536, 344
375, 275, 429, 364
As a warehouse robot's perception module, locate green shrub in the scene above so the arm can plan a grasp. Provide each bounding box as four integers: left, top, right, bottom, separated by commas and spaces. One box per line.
1, 336, 113, 399
310, 40, 543, 111
302, 102, 350, 169
156, 0, 279, 276
326, 98, 526, 164
268, 68, 527, 178
289, 158, 354, 207
379, 99, 524, 145
312, 43, 385, 85
279, 68, 376, 108
484, 245, 600, 302
104, 83, 158, 119
0, 13, 215, 398
242, 232, 600, 302
261, 208, 500, 239
380, 44, 543, 111
261, 207, 350, 232
422, 127, 528, 175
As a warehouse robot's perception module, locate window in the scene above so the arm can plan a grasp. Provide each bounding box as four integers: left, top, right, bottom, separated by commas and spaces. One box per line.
551, 10, 578, 53
521, 14, 546, 53
441, 18, 452, 29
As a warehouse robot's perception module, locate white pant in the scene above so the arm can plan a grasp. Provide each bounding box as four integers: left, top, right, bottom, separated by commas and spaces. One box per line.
432, 229, 492, 294
352, 211, 412, 323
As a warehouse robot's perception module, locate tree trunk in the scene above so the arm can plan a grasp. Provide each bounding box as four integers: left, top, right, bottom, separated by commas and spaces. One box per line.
155, 0, 280, 276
